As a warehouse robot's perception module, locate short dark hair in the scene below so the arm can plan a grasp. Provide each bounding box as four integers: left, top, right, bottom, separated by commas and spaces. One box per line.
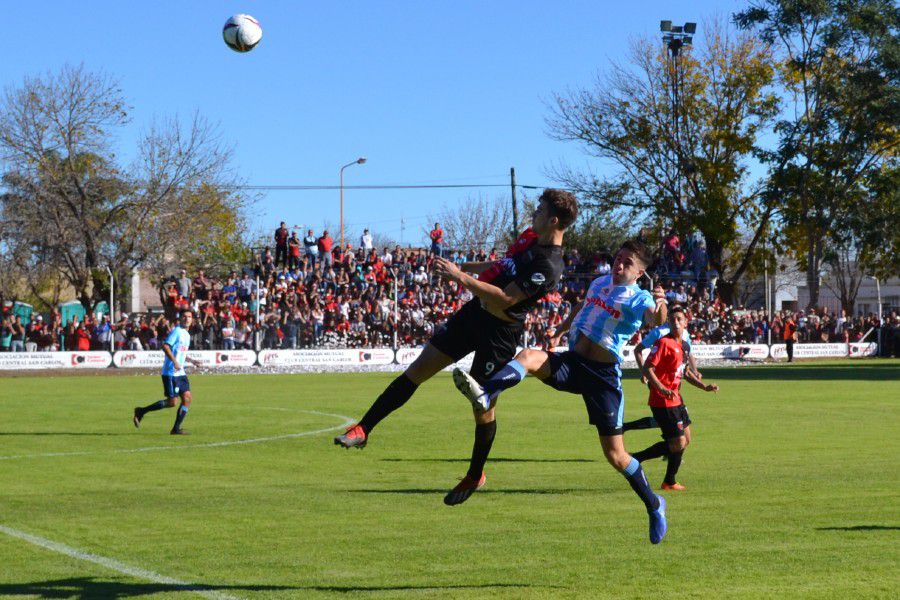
618, 239, 653, 267
669, 305, 686, 317
539, 189, 578, 229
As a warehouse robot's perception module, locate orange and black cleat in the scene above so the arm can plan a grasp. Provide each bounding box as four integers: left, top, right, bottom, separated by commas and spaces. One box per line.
443, 472, 486, 506
661, 482, 686, 491
334, 424, 367, 449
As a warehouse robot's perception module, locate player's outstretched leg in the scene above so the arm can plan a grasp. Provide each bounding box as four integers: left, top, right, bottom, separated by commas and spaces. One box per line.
622, 416, 657, 432
453, 349, 549, 410
631, 441, 668, 463
133, 399, 171, 428
335, 344, 451, 449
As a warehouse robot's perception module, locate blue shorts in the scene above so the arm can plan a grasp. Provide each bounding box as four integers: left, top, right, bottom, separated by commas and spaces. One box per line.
161, 375, 191, 398
542, 351, 624, 436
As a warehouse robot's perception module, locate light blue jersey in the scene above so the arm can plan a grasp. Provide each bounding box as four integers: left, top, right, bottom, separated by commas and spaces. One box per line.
161, 326, 191, 377
641, 324, 692, 351
569, 274, 656, 362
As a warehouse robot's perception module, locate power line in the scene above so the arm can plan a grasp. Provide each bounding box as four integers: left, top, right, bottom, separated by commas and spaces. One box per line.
235, 183, 545, 191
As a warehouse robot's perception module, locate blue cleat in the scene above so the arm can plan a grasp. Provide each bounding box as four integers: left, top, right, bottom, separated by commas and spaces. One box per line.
649, 495, 667, 544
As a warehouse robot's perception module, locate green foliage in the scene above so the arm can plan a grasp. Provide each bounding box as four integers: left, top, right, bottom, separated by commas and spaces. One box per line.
0, 65, 253, 312
735, 0, 900, 306
547, 19, 779, 300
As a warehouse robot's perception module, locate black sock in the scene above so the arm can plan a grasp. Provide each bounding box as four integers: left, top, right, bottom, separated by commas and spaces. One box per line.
467, 421, 497, 480
172, 405, 188, 431
631, 441, 668, 463
622, 458, 660, 511
358, 374, 419, 434
141, 399, 168, 414
664, 451, 683, 484
622, 416, 657, 432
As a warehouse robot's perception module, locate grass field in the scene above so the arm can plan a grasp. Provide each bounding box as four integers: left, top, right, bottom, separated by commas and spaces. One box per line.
0, 360, 898, 599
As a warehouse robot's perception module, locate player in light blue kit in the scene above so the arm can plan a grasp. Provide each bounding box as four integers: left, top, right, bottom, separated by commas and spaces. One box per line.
133, 310, 201, 435
453, 240, 670, 543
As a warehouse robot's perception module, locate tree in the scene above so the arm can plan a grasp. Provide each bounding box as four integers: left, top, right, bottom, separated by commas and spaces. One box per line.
426, 195, 513, 253
735, 0, 900, 308
0, 65, 251, 312
547, 18, 779, 302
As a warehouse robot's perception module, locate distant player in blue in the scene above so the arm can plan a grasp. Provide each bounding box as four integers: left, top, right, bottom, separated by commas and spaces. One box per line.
453, 240, 670, 543
133, 310, 201, 435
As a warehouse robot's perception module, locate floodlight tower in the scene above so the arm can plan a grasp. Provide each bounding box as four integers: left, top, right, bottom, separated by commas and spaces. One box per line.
660, 20, 696, 208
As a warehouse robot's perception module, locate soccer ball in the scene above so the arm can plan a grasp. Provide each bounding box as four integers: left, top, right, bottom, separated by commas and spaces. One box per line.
222, 14, 262, 53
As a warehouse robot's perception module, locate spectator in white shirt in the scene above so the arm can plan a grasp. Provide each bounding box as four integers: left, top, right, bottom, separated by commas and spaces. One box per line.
360, 229, 374, 252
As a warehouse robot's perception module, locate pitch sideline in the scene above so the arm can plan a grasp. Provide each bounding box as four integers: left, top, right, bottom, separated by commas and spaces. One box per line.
0, 524, 244, 600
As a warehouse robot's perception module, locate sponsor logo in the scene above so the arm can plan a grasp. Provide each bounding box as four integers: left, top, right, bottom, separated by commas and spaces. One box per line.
584, 295, 621, 319
677, 421, 684, 430
530, 272, 546, 285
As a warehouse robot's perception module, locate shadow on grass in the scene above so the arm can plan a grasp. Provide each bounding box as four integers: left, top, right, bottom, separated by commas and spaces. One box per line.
381, 457, 593, 464
0, 577, 299, 598
691, 362, 899, 382
816, 525, 900, 531
349, 488, 596, 495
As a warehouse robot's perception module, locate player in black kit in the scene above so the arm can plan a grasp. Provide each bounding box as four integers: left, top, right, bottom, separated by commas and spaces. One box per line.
334, 188, 577, 505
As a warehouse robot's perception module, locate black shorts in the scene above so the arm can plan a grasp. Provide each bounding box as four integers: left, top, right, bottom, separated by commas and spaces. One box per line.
542, 351, 624, 436
429, 301, 522, 383
650, 405, 691, 439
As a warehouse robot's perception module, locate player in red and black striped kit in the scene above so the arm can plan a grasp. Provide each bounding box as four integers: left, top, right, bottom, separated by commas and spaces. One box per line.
334, 189, 577, 506
631, 306, 719, 490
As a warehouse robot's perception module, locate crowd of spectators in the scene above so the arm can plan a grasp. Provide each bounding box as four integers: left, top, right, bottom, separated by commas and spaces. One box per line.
1, 223, 897, 357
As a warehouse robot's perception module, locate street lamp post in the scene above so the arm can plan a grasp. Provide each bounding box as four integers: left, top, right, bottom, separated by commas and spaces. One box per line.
340, 157, 367, 250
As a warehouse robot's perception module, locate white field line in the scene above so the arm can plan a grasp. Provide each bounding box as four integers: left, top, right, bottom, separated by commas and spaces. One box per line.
0, 410, 354, 462
0, 524, 243, 600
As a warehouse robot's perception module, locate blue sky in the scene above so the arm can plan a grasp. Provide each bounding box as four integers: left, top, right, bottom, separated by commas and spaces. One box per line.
4, 1, 743, 245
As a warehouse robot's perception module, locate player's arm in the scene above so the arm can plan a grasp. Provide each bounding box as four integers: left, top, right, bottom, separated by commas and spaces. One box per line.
548, 301, 583, 348
645, 365, 675, 398
459, 261, 494, 275
634, 342, 649, 383
433, 256, 526, 311
162, 343, 181, 371
684, 370, 718, 392
643, 285, 667, 328
687, 352, 702, 380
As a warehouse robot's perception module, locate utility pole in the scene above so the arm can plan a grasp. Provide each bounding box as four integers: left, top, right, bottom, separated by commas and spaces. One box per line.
510, 167, 519, 237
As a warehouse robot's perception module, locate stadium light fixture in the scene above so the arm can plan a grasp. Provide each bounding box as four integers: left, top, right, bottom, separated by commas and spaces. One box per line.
684, 22, 697, 34
340, 157, 368, 250
660, 20, 672, 32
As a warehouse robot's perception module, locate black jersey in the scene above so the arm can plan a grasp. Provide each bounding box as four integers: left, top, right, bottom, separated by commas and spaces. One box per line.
475, 244, 564, 322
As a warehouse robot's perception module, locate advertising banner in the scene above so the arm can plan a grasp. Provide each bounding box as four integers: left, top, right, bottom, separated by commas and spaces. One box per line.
770, 343, 849, 360
0, 351, 112, 370
183, 350, 257, 368
257, 348, 395, 367
690, 344, 770, 361
848, 342, 878, 357
113, 351, 164, 368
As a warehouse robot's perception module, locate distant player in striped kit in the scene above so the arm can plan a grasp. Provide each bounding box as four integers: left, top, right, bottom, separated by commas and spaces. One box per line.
133, 310, 201, 435
453, 240, 671, 544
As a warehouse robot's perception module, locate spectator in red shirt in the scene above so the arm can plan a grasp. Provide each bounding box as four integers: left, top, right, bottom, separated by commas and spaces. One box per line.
274, 221, 290, 268
318, 230, 334, 269
429, 222, 444, 257
631, 307, 719, 491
